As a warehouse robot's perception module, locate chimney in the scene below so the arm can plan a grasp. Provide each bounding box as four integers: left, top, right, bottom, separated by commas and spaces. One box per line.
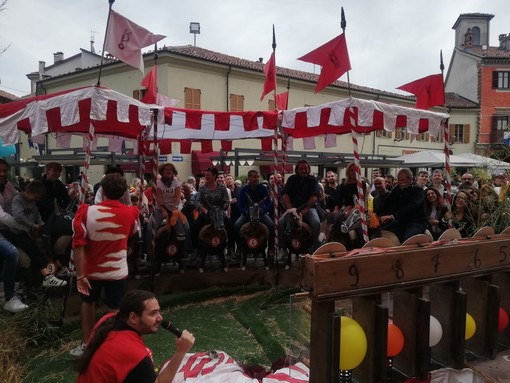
38, 61, 45, 80
258, 57, 263, 63
53, 51, 64, 63
499, 33, 510, 50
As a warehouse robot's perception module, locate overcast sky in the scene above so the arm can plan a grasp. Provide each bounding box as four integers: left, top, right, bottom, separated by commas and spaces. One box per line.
0, 0, 508, 98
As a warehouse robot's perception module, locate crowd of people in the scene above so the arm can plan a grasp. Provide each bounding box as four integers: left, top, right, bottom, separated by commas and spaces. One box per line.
5, 157, 510, 381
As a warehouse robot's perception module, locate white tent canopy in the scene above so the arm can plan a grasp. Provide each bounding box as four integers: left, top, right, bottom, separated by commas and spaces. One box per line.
394, 150, 479, 168
455, 152, 510, 172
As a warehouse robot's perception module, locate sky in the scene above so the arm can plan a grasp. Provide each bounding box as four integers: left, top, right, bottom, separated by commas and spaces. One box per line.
0, 0, 509, 98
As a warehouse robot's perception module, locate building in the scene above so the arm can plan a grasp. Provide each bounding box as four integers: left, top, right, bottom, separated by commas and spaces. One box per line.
446, 13, 510, 154
13, 15, 489, 183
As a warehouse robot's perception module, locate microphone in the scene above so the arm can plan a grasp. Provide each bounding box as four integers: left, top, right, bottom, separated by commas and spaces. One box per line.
161, 319, 182, 338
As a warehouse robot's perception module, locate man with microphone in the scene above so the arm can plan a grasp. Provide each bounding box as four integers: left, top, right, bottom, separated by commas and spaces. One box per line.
76, 289, 195, 383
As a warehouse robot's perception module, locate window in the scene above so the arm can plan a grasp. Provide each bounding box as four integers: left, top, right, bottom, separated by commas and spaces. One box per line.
492, 71, 510, 89
184, 87, 201, 109
394, 127, 408, 141
375, 130, 392, 139
493, 115, 510, 131
132, 89, 147, 100
416, 133, 430, 142
268, 99, 276, 111
449, 124, 470, 143
471, 27, 480, 45
229, 94, 244, 112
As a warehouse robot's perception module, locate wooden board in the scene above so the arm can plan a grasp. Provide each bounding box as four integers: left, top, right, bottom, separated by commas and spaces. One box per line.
313, 242, 346, 257
401, 234, 431, 247
473, 226, 495, 239
438, 228, 462, 241
363, 237, 394, 248
301, 235, 510, 299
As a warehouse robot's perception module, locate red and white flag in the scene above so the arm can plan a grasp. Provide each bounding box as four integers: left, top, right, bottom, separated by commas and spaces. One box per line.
298, 33, 351, 93
105, 9, 165, 73
397, 73, 445, 110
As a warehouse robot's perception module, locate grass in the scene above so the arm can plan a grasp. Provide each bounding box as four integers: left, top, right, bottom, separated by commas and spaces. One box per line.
2, 286, 310, 383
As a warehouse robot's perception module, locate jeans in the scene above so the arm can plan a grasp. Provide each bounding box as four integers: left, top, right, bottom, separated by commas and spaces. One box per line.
0, 233, 19, 301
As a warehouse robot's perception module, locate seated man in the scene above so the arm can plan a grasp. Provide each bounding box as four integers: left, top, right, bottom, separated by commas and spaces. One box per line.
379, 168, 427, 243
234, 170, 274, 254
278, 160, 320, 255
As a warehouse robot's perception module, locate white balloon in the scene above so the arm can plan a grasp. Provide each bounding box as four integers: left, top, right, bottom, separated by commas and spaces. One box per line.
429, 315, 443, 347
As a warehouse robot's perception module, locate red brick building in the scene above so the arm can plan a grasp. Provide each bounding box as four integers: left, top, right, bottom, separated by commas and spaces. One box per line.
446, 13, 510, 154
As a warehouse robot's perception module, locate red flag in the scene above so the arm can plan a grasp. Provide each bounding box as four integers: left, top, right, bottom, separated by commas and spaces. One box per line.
298, 33, 351, 93
275, 91, 289, 110
260, 52, 276, 101
397, 74, 445, 109
141, 66, 157, 104
105, 9, 165, 73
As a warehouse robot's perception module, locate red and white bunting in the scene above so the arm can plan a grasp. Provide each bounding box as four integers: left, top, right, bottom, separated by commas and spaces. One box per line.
281, 98, 448, 139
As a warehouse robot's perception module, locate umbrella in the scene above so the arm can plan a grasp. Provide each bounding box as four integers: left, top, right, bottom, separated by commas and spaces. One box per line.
455, 153, 510, 172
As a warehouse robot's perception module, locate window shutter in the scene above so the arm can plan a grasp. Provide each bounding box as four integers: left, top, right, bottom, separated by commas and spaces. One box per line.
268, 99, 275, 111
184, 87, 192, 107
376, 130, 382, 137
463, 124, 470, 143
387, 132, 392, 139
493, 71, 499, 88
133, 89, 140, 100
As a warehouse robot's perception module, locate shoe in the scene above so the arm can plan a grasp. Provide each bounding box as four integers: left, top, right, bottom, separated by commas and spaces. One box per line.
265, 266, 270, 271
42, 275, 67, 288
223, 267, 228, 272
134, 274, 141, 280
56, 266, 75, 278
199, 268, 204, 273
179, 269, 185, 274
69, 342, 86, 357
241, 266, 246, 271
285, 265, 290, 271
4, 295, 28, 313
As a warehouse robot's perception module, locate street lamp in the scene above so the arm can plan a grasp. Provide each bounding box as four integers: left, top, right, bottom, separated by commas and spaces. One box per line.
190, 22, 200, 47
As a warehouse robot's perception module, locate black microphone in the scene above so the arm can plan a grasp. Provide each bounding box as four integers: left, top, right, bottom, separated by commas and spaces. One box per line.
161, 319, 182, 338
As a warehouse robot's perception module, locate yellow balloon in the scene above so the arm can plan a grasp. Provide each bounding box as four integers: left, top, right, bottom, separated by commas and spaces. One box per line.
465, 313, 476, 340
339, 316, 368, 370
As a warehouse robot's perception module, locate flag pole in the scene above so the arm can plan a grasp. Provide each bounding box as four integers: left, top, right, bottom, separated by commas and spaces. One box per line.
341, 7, 352, 97
281, 77, 290, 182
343, 7, 368, 243
97, 0, 115, 87
440, 50, 452, 209
270, 24, 281, 267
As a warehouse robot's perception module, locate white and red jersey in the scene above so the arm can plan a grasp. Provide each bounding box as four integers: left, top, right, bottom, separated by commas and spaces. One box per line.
72, 200, 140, 280
162, 351, 310, 383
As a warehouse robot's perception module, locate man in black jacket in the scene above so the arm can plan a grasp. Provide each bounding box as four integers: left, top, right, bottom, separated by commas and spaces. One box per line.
37, 162, 71, 222
379, 168, 427, 243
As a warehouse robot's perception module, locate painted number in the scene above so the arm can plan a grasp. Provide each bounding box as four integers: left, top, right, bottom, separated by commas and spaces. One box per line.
499, 246, 508, 263
349, 264, 359, 287
394, 259, 404, 279
431, 254, 440, 273
473, 249, 481, 269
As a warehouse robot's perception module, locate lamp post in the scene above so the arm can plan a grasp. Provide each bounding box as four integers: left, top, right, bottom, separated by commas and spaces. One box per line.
189, 22, 200, 47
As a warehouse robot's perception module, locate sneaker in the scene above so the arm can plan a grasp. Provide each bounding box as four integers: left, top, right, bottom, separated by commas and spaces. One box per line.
179, 269, 185, 274
241, 266, 246, 271
69, 342, 86, 357
42, 275, 67, 288
199, 268, 204, 273
4, 295, 28, 313
285, 264, 290, 271
223, 267, 229, 272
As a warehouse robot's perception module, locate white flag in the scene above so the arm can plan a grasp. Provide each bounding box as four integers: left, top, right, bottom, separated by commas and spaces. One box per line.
105, 10, 165, 73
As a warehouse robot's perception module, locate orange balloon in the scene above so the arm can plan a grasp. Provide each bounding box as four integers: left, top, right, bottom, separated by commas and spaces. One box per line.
387, 322, 405, 357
